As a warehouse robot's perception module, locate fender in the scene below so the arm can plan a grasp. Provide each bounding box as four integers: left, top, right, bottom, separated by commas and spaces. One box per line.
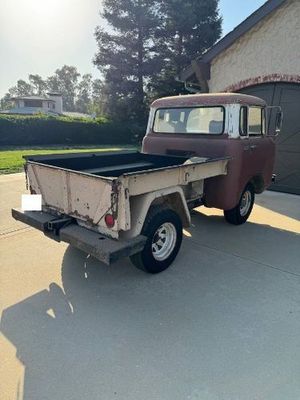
121, 186, 191, 239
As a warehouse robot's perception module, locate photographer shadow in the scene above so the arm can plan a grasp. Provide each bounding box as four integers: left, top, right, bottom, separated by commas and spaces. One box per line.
1, 208, 300, 400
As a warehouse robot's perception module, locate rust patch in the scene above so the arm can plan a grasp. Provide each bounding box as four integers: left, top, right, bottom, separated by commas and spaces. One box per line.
111, 179, 121, 219
71, 209, 95, 225
29, 186, 37, 194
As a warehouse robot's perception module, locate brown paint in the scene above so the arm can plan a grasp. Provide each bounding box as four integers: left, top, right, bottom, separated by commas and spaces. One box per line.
143, 94, 275, 210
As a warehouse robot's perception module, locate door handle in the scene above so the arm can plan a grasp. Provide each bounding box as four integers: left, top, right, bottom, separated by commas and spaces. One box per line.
250, 144, 257, 150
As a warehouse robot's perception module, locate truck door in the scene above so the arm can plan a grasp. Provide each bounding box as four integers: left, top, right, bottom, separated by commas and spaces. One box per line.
239, 106, 253, 185
246, 106, 275, 188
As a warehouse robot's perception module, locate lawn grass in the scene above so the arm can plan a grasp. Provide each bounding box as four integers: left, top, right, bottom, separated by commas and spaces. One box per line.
0, 145, 137, 174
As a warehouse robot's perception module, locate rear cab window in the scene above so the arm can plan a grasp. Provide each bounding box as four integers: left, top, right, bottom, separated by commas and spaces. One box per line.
153, 106, 225, 135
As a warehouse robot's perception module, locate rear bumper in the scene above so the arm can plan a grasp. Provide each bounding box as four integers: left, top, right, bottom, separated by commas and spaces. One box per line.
11, 208, 146, 265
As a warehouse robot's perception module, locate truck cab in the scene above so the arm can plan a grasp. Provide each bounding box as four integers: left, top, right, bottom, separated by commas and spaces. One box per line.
143, 93, 281, 224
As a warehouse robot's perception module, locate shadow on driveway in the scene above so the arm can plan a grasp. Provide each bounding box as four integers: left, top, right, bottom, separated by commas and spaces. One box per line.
1, 214, 300, 400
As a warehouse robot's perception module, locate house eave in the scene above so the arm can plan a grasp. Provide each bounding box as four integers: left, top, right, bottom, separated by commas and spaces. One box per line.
11, 96, 55, 102
180, 0, 287, 82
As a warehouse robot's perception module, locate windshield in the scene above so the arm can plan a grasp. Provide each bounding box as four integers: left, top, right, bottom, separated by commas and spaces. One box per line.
153, 106, 225, 134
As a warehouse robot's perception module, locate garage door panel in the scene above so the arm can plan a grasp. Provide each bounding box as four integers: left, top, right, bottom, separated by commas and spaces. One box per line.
240, 86, 275, 104
275, 152, 300, 192
276, 152, 300, 177
277, 134, 300, 148
239, 82, 300, 194
278, 105, 300, 132
278, 87, 300, 103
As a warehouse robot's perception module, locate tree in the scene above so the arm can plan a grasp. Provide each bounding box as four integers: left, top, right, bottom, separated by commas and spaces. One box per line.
29, 74, 47, 95
46, 75, 60, 93
75, 74, 93, 114
0, 93, 14, 110
94, 0, 163, 123
164, 0, 221, 71
47, 65, 81, 111
0, 79, 33, 109
8, 79, 33, 97
0, 79, 33, 110
149, 0, 222, 98
90, 78, 106, 116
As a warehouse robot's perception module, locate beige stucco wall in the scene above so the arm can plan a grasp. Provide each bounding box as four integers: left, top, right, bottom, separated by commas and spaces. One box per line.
209, 0, 300, 92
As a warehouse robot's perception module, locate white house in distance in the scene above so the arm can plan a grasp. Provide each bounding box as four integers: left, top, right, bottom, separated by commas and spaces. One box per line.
1, 92, 63, 115
1, 92, 91, 118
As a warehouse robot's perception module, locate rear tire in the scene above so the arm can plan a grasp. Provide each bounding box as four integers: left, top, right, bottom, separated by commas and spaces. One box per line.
130, 208, 183, 274
223, 184, 255, 225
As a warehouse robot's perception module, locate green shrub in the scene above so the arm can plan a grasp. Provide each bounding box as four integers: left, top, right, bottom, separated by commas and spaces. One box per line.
0, 114, 145, 146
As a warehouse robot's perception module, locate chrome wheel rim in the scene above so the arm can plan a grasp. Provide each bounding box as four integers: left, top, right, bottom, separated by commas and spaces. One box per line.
151, 222, 177, 261
240, 190, 252, 216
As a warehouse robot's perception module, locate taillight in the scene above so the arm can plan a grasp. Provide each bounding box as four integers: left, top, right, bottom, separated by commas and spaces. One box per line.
105, 213, 115, 228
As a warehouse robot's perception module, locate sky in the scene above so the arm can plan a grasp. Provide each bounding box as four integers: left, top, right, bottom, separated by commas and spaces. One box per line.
0, 0, 266, 97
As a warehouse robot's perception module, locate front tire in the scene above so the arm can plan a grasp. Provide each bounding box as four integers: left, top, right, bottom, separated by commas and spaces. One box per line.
224, 184, 255, 225
130, 208, 183, 274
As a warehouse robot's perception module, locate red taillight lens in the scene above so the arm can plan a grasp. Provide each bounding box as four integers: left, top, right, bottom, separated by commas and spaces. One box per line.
105, 213, 115, 228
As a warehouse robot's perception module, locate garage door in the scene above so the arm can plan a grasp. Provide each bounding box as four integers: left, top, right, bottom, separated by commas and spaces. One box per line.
239, 83, 300, 195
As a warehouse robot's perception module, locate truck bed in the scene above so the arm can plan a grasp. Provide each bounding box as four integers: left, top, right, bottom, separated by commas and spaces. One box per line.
25, 151, 198, 177
23, 151, 229, 237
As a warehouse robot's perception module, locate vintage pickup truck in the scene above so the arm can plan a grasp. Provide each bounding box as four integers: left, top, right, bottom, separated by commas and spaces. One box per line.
12, 93, 282, 273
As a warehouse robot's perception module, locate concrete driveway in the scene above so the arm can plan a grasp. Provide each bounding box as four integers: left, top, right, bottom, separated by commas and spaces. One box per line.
1, 173, 299, 400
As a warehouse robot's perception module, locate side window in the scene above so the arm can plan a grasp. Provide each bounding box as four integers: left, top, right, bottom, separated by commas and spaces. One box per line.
239, 106, 248, 136
249, 107, 263, 135
261, 108, 266, 134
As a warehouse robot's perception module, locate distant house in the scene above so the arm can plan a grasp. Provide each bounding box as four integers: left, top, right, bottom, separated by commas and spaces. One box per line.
0, 92, 63, 115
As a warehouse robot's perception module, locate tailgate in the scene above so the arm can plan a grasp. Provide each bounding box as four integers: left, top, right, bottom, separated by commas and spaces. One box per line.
26, 161, 121, 235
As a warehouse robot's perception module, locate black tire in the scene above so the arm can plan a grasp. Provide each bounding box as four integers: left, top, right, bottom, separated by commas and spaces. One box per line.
130, 208, 183, 274
223, 184, 255, 225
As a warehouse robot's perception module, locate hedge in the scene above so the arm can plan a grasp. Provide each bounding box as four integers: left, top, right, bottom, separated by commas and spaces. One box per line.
0, 114, 145, 146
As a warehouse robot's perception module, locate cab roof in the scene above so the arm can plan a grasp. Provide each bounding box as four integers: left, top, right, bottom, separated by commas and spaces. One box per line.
151, 93, 266, 108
